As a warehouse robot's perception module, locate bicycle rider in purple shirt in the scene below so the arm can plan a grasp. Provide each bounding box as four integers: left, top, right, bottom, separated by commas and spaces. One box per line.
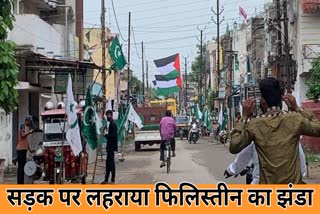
159, 110, 177, 168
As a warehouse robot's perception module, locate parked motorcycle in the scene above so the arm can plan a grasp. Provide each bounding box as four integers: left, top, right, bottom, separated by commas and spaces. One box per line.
189, 123, 200, 144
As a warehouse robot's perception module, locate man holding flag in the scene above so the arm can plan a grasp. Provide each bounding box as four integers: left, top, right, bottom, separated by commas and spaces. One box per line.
101, 110, 118, 184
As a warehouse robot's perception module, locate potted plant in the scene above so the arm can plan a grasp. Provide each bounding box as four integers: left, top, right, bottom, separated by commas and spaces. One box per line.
301, 58, 320, 152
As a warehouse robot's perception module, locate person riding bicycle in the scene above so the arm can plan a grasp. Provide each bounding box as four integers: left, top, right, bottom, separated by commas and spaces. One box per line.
159, 110, 177, 168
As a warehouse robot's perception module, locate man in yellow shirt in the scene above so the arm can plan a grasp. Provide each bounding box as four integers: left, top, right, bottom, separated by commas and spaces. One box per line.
230, 78, 320, 184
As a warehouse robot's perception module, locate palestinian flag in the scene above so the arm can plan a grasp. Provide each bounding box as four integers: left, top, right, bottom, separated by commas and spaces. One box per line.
155, 75, 181, 96
154, 53, 181, 81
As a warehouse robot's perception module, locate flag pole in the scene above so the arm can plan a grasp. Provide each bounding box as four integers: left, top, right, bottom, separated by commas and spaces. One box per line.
58, 113, 67, 184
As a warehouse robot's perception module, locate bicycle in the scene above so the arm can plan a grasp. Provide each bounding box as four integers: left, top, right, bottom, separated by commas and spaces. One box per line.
164, 140, 172, 173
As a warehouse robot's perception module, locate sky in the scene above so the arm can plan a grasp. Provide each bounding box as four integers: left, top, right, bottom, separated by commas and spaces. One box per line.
84, 0, 268, 85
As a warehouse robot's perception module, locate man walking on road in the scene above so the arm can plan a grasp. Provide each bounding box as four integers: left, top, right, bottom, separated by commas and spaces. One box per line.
230, 77, 320, 184
159, 110, 177, 168
101, 110, 118, 184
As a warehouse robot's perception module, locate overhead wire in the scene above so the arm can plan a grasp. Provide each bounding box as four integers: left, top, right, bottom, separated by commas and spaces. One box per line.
110, 0, 128, 42
131, 25, 142, 59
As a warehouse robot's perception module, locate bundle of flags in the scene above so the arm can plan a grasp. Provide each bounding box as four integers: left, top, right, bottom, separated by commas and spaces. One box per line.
153, 53, 182, 96
218, 104, 228, 131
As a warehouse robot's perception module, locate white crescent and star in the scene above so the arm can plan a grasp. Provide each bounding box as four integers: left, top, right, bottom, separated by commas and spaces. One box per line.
83, 106, 95, 126
114, 46, 122, 59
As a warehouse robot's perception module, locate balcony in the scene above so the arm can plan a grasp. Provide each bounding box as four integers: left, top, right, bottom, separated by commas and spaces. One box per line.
9, 14, 64, 57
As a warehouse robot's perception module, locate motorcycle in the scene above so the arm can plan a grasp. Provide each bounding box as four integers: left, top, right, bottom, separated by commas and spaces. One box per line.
219, 130, 228, 144
189, 123, 200, 144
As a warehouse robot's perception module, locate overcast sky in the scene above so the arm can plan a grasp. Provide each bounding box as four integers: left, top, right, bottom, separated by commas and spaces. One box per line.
84, 0, 268, 85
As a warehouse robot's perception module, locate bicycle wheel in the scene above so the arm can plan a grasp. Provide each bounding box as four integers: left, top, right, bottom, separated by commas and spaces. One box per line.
167, 146, 171, 173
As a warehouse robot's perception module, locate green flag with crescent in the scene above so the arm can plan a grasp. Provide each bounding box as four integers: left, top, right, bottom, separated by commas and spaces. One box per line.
109, 36, 127, 70
82, 88, 98, 150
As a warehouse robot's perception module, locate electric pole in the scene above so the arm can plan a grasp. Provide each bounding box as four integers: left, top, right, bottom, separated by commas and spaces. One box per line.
146, 60, 149, 101
141, 41, 145, 102
275, 0, 282, 80
211, 0, 224, 99
183, 55, 188, 111
197, 26, 206, 110
126, 12, 131, 104
283, 0, 291, 92
101, 0, 106, 99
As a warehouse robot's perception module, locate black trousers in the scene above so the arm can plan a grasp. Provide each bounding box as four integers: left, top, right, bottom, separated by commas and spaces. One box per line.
105, 151, 115, 182
160, 139, 175, 161
17, 150, 27, 184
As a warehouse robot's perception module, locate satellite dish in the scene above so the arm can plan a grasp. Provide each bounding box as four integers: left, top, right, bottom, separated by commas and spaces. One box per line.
45, 101, 55, 110
57, 102, 65, 109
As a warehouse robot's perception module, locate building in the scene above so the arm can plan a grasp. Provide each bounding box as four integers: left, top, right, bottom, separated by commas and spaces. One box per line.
289, 0, 320, 105
0, 1, 98, 166
83, 28, 118, 103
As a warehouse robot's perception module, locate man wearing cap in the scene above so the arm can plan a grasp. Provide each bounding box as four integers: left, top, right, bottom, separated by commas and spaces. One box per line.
17, 115, 35, 184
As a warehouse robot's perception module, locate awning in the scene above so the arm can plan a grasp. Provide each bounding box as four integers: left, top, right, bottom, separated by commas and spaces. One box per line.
301, 0, 320, 13
15, 81, 51, 93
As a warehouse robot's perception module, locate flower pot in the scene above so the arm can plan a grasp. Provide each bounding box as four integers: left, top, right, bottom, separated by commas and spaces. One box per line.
301, 100, 320, 153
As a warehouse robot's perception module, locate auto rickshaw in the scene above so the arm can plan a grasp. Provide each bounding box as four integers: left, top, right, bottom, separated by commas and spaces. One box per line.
174, 115, 189, 140
40, 106, 88, 184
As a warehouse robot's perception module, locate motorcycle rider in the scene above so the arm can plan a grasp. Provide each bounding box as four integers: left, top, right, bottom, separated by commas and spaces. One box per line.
159, 110, 177, 168
224, 141, 307, 184
188, 116, 198, 143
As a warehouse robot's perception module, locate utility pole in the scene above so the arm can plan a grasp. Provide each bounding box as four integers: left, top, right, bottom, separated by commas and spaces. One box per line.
275, 0, 282, 80
101, 0, 106, 99
183, 55, 188, 111
283, 0, 291, 92
141, 41, 145, 102
126, 12, 131, 104
197, 26, 206, 110
212, 0, 224, 100
146, 60, 149, 101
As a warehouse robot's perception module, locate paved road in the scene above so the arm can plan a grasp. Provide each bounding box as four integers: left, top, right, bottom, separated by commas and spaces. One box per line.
89, 137, 244, 184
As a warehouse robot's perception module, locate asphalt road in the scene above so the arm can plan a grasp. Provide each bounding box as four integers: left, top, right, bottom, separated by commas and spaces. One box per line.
90, 137, 244, 184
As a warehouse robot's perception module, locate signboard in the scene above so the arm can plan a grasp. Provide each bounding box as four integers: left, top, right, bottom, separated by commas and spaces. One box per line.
54, 73, 85, 94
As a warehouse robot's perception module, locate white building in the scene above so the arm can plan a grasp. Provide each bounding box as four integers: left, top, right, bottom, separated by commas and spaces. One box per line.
289, 0, 320, 105
0, 0, 82, 166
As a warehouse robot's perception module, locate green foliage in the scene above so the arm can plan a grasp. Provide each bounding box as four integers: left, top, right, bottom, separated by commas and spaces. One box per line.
0, 0, 19, 114
0, 0, 15, 39
190, 44, 210, 84
306, 58, 320, 101
149, 88, 157, 100
130, 74, 143, 95
208, 89, 216, 113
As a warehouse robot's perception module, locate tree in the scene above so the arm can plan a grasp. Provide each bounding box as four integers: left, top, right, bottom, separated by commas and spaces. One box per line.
0, 0, 19, 114
208, 89, 217, 113
307, 58, 320, 101
190, 43, 210, 94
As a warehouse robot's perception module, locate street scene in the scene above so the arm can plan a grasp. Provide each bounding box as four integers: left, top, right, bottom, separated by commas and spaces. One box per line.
1, 0, 320, 186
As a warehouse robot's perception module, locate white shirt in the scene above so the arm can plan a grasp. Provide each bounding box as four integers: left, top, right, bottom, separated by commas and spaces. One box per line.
227, 142, 307, 184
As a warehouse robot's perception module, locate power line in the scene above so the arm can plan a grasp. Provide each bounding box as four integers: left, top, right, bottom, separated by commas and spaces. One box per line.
131, 25, 141, 59
110, 0, 128, 42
